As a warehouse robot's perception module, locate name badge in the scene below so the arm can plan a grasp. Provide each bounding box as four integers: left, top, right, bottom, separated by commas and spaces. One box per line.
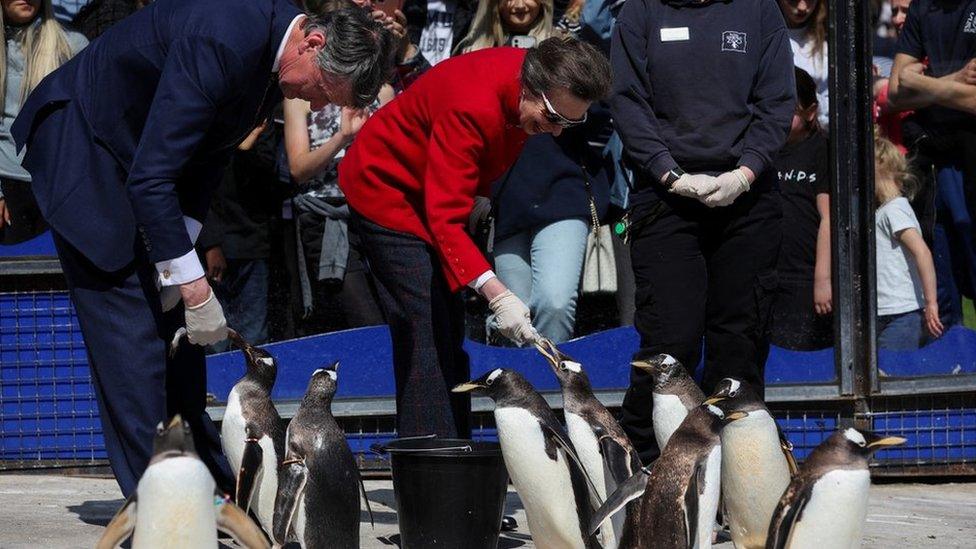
660, 27, 690, 42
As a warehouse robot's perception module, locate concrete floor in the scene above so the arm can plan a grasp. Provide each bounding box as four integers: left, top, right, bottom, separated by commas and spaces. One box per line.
0, 474, 972, 548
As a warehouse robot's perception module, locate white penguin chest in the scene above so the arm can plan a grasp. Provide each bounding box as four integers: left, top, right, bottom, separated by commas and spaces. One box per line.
221, 387, 247, 470
721, 411, 792, 548
653, 393, 689, 450
787, 469, 871, 549
494, 407, 586, 549
132, 457, 218, 549
566, 412, 622, 549
693, 446, 722, 549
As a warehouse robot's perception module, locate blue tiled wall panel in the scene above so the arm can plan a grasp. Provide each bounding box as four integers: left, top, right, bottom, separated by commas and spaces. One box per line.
2, 291, 975, 466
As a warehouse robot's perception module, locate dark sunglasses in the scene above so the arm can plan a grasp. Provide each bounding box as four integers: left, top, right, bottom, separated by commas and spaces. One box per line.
540, 91, 587, 128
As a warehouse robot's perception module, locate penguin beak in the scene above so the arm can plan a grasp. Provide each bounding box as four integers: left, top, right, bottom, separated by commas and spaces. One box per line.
630, 360, 653, 372
867, 436, 907, 449
167, 414, 183, 429
452, 382, 485, 393
725, 411, 749, 421
534, 339, 561, 368
703, 395, 727, 406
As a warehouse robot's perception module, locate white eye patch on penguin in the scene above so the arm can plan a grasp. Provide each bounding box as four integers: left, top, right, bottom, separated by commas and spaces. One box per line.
487, 369, 504, 385
561, 361, 582, 373
258, 357, 274, 367
843, 428, 867, 447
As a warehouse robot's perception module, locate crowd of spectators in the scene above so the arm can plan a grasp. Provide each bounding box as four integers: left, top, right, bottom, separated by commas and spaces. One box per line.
2, 0, 975, 359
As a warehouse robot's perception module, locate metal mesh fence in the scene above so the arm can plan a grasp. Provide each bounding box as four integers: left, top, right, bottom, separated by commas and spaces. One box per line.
0, 291, 104, 466
1, 289, 974, 476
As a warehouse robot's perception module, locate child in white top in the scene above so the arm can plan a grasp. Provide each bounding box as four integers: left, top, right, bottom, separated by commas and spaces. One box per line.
874, 137, 944, 350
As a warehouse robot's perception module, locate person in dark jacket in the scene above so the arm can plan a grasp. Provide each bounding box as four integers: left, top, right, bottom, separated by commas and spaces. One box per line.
71, 0, 149, 41
610, 0, 795, 463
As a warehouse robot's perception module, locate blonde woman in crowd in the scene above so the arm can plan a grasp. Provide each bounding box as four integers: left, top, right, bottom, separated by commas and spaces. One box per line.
778, 0, 830, 126
0, 0, 86, 239
457, 0, 553, 52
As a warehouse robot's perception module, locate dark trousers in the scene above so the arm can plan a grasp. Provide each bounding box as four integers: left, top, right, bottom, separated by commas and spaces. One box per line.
352, 212, 471, 438
52, 232, 233, 497
620, 181, 782, 463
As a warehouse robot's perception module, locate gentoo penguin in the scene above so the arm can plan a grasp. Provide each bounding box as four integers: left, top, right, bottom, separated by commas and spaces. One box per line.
703, 378, 797, 549
97, 415, 269, 549
590, 402, 748, 549
537, 339, 642, 549
221, 330, 285, 536
766, 428, 905, 549
453, 368, 603, 549
272, 364, 365, 548
631, 354, 705, 450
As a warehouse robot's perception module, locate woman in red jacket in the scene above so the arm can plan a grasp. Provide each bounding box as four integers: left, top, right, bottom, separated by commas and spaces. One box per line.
339, 38, 611, 438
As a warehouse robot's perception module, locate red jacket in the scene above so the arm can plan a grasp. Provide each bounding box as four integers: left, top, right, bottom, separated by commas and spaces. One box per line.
339, 48, 529, 291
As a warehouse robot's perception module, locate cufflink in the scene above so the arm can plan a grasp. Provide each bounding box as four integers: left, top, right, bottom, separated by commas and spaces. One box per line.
162, 269, 171, 279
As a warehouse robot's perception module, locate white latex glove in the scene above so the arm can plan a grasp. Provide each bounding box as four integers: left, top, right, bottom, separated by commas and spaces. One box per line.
702, 168, 750, 208
160, 285, 182, 312
669, 173, 721, 199
488, 290, 541, 346
184, 289, 228, 346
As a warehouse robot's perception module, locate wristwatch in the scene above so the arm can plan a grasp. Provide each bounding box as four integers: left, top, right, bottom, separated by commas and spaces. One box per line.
662, 167, 685, 189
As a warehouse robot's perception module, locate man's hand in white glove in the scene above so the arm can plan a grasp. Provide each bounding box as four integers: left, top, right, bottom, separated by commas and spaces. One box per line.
180, 277, 228, 346
160, 285, 182, 312
488, 290, 541, 347
702, 168, 751, 208
669, 173, 721, 199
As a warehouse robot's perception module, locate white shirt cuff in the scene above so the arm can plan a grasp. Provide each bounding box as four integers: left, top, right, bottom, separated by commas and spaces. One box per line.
155, 216, 205, 287
468, 270, 496, 291
156, 249, 205, 287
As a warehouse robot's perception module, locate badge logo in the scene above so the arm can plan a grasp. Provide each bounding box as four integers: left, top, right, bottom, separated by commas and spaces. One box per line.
965, 12, 976, 33
722, 31, 747, 53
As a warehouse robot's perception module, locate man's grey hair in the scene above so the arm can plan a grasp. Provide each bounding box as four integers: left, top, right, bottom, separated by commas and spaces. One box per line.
521, 37, 612, 102
306, 7, 397, 108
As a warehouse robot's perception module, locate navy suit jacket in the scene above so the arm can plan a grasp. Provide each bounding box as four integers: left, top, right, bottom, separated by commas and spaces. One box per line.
13, 0, 300, 272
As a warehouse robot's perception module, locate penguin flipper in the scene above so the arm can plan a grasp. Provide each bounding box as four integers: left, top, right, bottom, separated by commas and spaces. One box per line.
540, 421, 605, 508
214, 493, 271, 549
766, 481, 812, 549
775, 423, 800, 477
683, 456, 709, 549
95, 493, 137, 549
587, 466, 650, 536
272, 460, 308, 545
598, 434, 641, 485
237, 436, 264, 512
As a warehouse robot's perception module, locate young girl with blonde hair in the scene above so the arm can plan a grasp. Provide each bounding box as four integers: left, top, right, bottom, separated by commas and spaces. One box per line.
875, 136, 944, 350
0, 0, 86, 235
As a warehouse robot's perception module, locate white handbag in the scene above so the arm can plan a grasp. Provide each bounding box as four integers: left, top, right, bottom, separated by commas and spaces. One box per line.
581, 177, 617, 294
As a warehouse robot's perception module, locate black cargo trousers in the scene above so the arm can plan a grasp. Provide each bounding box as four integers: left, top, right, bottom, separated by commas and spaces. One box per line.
619, 171, 782, 463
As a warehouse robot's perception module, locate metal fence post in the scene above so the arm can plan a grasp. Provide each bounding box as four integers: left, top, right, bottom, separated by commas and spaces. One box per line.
828, 0, 877, 428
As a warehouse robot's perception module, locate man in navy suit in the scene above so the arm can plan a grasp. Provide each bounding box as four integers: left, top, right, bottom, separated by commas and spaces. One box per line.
12, 0, 396, 497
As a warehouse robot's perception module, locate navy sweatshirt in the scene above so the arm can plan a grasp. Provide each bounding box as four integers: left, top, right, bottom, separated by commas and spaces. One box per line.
610, 0, 795, 181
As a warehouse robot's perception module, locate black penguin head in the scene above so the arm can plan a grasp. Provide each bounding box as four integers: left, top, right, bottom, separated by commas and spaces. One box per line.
305, 362, 339, 404
837, 428, 906, 459
228, 329, 278, 390
453, 368, 529, 405
631, 354, 691, 391
702, 402, 749, 429
535, 339, 591, 391
151, 414, 197, 460
704, 378, 764, 412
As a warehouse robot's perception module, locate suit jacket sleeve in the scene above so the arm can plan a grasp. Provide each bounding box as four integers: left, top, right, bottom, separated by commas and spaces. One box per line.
422, 108, 492, 291
124, 35, 244, 270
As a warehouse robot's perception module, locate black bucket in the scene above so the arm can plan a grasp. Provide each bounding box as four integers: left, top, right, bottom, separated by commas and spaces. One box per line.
376, 437, 509, 549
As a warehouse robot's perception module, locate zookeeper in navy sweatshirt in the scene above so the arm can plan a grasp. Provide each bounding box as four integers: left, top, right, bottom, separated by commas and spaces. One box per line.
610, 0, 795, 463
